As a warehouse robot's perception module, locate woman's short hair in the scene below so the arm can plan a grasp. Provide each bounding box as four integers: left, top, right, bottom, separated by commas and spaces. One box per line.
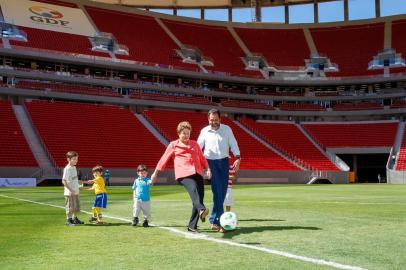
177, 121, 192, 134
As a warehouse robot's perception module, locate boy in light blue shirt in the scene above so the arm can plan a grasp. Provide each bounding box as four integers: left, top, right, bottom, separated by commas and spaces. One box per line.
132, 164, 152, 227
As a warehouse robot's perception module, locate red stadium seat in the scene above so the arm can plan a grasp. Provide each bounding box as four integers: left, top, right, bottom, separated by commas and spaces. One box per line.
0, 100, 37, 167
310, 23, 385, 77
143, 109, 300, 170
302, 121, 398, 148
241, 118, 339, 171
25, 100, 165, 168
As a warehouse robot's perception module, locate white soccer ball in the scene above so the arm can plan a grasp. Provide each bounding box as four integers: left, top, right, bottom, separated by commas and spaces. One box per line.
220, 211, 237, 231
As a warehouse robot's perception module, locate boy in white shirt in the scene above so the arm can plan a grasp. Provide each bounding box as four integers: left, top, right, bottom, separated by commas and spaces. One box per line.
62, 151, 84, 226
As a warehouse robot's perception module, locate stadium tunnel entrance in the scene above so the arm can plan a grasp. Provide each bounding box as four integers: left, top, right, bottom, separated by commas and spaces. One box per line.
338, 154, 389, 183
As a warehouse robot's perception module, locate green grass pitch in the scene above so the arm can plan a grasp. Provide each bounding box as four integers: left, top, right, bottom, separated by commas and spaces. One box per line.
1, 184, 405, 270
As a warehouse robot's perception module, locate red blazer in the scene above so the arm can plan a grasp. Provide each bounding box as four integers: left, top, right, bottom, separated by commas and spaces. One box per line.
156, 139, 209, 180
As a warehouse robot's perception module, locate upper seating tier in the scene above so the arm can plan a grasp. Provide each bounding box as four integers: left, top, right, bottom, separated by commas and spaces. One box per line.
310, 23, 385, 77
0, 100, 37, 167
10, 26, 109, 58
234, 27, 310, 67
163, 19, 262, 77
85, 6, 197, 71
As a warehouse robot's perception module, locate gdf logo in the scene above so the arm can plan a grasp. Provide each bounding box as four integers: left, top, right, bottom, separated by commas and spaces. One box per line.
29, 6, 69, 26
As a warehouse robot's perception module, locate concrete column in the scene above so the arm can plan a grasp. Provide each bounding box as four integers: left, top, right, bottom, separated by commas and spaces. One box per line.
353, 154, 358, 182
314, 0, 318, 24
375, 0, 380, 18
344, 0, 349, 21
255, 0, 261, 22
228, 7, 232, 22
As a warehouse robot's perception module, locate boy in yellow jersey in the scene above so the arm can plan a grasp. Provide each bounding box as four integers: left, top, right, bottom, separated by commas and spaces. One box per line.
83, 165, 107, 224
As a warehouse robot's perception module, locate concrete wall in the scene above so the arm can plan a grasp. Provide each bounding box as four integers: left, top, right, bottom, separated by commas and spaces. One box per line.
0, 167, 349, 185
0, 167, 39, 178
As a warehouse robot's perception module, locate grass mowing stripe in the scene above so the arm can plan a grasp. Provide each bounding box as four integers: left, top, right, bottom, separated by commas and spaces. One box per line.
0, 194, 367, 270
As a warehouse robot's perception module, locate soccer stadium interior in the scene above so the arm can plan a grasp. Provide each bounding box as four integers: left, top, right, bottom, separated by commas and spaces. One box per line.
0, 0, 405, 185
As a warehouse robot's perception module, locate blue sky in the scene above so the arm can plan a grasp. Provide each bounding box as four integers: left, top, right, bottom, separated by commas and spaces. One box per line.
150, 0, 406, 23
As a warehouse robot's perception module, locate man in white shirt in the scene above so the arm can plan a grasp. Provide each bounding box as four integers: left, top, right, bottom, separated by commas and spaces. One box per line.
198, 109, 241, 232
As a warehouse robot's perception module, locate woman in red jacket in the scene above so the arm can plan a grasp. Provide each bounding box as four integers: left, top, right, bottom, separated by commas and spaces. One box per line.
151, 121, 211, 232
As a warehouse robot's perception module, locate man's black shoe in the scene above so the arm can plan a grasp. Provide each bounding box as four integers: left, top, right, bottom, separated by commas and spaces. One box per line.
66, 218, 75, 226
142, 220, 149, 227
132, 217, 139, 226
73, 217, 84, 224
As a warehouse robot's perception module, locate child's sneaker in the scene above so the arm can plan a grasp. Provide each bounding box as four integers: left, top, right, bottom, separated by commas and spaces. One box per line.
142, 220, 149, 227
89, 216, 97, 222
73, 217, 84, 224
132, 217, 139, 226
65, 218, 75, 226
96, 220, 104, 225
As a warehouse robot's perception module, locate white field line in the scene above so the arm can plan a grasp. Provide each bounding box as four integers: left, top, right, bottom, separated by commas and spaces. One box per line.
0, 194, 367, 270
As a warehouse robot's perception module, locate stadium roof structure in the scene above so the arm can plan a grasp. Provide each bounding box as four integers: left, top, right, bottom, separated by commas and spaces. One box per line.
88, 0, 382, 22
89, 0, 342, 9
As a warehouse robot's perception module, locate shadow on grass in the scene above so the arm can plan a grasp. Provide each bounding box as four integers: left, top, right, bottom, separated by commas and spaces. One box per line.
217, 225, 321, 239
238, 219, 285, 222
83, 222, 131, 226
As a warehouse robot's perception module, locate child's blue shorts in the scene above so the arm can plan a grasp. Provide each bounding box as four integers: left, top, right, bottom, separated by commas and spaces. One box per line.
93, 193, 107, 208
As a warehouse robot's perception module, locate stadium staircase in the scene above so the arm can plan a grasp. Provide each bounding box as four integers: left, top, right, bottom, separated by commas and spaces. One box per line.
395, 122, 406, 170
24, 100, 165, 169
134, 113, 169, 146
387, 121, 406, 183
12, 105, 58, 181
163, 19, 262, 77
240, 118, 340, 171
85, 6, 197, 70
296, 123, 349, 171
142, 109, 300, 170
233, 120, 305, 170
